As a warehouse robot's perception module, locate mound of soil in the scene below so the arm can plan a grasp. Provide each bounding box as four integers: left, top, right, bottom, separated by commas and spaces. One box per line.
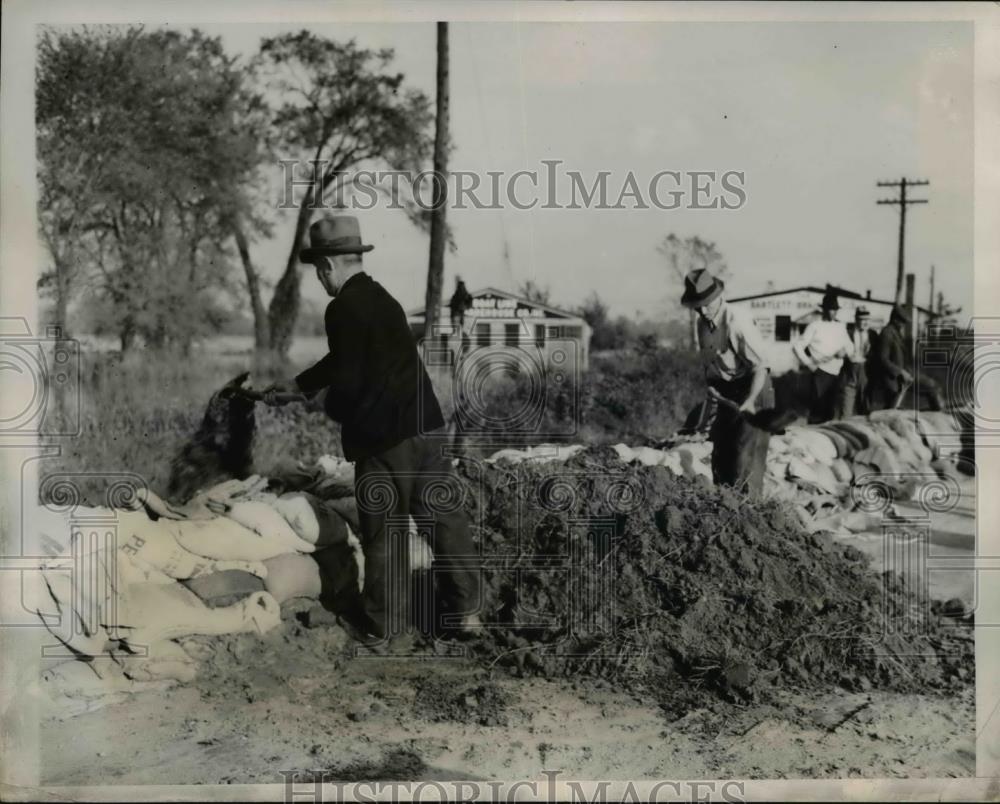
454, 447, 973, 709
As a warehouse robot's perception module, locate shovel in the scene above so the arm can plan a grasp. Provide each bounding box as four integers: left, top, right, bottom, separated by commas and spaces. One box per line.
707, 387, 796, 435
892, 379, 913, 410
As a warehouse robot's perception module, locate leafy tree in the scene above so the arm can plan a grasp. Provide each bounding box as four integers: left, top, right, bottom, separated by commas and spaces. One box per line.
258, 31, 435, 357
37, 26, 271, 353
518, 279, 552, 306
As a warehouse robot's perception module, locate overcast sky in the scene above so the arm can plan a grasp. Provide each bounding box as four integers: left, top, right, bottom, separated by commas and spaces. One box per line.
201, 20, 973, 319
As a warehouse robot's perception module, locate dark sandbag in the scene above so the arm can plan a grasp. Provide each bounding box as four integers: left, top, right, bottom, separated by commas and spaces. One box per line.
182, 569, 265, 608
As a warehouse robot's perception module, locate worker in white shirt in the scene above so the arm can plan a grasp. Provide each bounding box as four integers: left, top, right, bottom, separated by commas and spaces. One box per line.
835, 306, 875, 418
792, 290, 854, 423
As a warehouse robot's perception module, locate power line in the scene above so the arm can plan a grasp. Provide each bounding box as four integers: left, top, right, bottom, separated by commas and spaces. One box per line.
876, 177, 929, 304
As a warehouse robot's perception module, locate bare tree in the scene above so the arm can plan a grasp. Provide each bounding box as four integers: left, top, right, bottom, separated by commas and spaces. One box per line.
656, 234, 730, 350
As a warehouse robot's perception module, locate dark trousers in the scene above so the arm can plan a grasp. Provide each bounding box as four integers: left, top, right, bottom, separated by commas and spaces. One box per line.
808, 370, 840, 424
354, 433, 480, 638
707, 374, 774, 497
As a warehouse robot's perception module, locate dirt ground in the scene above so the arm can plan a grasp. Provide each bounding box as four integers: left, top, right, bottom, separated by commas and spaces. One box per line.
39, 475, 979, 785
40, 617, 974, 785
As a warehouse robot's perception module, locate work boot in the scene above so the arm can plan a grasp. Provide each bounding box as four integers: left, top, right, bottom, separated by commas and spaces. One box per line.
436, 612, 483, 642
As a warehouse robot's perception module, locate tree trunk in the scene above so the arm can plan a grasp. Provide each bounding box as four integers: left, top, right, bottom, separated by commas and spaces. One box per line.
267, 199, 316, 359
53, 254, 71, 338
423, 21, 450, 345
119, 316, 136, 353
233, 222, 269, 352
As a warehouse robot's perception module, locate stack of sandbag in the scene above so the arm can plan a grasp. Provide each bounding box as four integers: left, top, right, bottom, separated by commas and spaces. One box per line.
484, 410, 969, 530
28, 475, 354, 713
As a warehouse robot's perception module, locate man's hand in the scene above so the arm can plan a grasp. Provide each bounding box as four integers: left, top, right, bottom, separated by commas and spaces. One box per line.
898, 369, 913, 386
737, 398, 757, 414
262, 381, 306, 407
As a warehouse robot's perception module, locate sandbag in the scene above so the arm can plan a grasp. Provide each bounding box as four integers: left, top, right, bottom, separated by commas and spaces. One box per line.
263, 553, 323, 604
272, 493, 321, 544
110, 639, 198, 684
182, 569, 265, 607
222, 500, 317, 554
118, 585, 281, 646
117, 511, 269, 581
170, 515, 306, 563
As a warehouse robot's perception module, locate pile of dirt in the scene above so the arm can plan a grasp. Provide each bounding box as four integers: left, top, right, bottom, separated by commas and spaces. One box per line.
454, 447, 973, 709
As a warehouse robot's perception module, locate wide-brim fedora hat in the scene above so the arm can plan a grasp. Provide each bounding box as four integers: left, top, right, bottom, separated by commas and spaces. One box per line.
681, 269, 725, 308
299, 215, 375, 261
820, 290, 840, 311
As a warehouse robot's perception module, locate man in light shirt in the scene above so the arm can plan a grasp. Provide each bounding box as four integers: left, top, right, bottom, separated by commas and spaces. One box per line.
835, 306, 875, 418
793, 290, 854, 423
679, 269, 774, 495
682, 269, 772, 418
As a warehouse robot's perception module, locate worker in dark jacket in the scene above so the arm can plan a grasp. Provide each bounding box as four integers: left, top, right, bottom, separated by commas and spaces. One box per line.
866, 305, 946, 412
449, 277, 473, 332
264, 215, 481, 645
448, 277, 474, 362
866, 305, 913, 411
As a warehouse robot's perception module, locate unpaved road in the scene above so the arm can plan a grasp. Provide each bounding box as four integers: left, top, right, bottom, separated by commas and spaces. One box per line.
41, 622, 974, 785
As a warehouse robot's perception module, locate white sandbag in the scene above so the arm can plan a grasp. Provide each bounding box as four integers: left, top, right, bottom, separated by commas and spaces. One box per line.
486, 448, 531, 464
317, 455, 355, 479
853, 445, 903, 478
632, 446, 669, 467
263, 553, 323, 603
273, 493, 321, 544
222, 500, 317, 554
111, 639, 198, 684
785, 428, 838, 465
116, 512, 269, 582
660, 453, 684, 476
830, 458, 854, 484
170, 515, 305, 563
118, 585, 281, 645
612, 444, 636, 463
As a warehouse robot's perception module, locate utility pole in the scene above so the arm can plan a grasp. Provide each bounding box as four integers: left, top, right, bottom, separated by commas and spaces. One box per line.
424, 21, 450, 346
928, 264, 935, 317
877, 177, 929, 304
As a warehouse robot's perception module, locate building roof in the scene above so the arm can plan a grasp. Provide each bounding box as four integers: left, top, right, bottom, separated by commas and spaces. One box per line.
729, 285, 936, 317
408, 286, 584, 321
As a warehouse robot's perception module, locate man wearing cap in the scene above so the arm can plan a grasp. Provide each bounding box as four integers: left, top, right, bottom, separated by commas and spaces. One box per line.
793, 290, 854, 423
680, 270, 773, 492
834, 306, 875, 418
866, 305, 914, 411
263, 215, 481, 645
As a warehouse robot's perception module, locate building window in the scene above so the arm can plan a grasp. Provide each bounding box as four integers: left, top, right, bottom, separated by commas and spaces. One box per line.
534, 324, 546, 349
504, 323, 520, 348
475, 323, 491, 348
775, 315, 792, 342
549, 325, 583, 340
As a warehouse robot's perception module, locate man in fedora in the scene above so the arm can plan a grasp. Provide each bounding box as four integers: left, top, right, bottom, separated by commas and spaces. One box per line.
866, 304, 913, 411
834, 306, 875, 418
680, 269, 773, 493
793, 289, 854, 423
263, 214, 481, 646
